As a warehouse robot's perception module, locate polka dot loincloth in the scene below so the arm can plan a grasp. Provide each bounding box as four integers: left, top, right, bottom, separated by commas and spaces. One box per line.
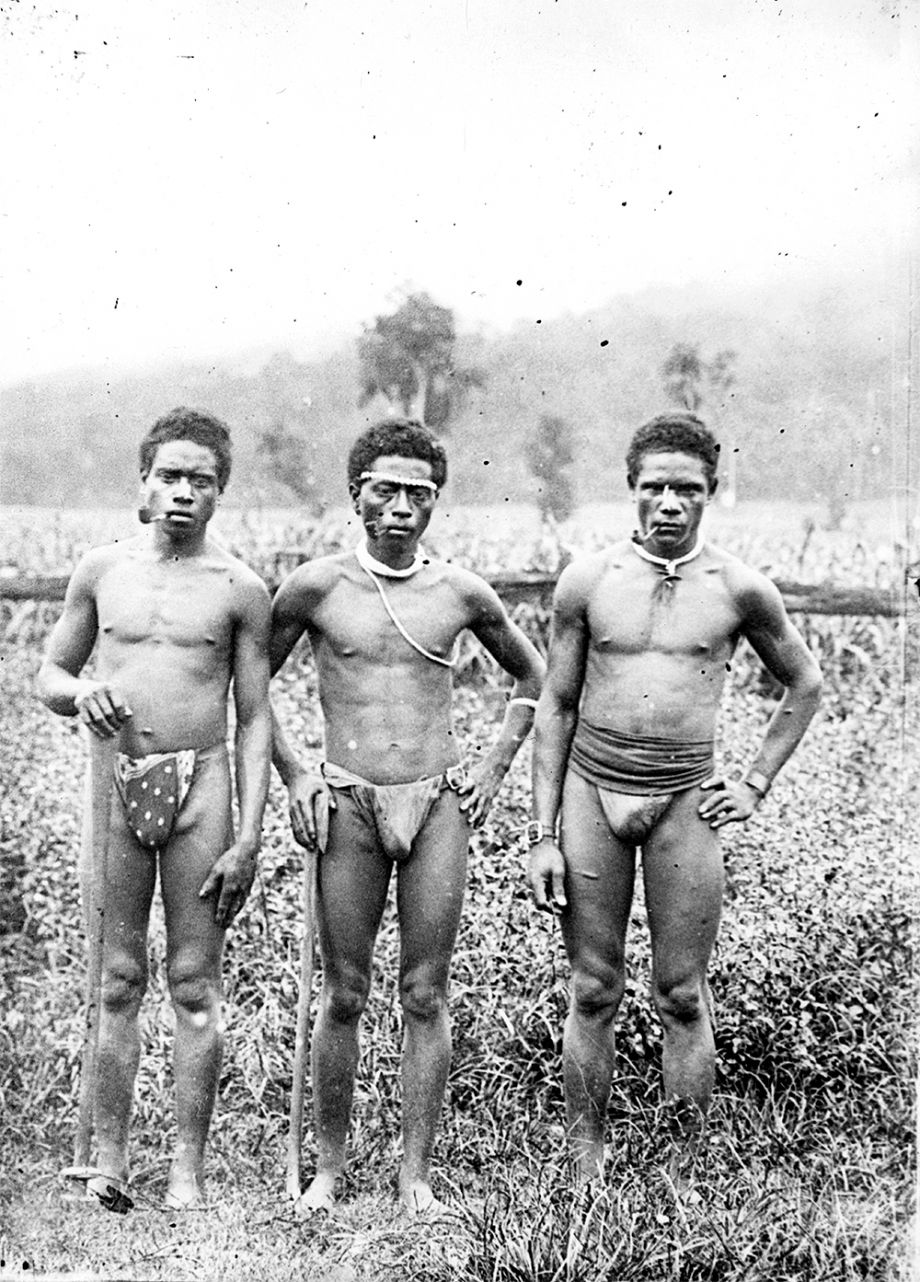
114, 750, 197, 850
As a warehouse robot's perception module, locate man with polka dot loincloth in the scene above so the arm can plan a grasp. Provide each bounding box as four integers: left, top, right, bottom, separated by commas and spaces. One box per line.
37, 408, 271, 1209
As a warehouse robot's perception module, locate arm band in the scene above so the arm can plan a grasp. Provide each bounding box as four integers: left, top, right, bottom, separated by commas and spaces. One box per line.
508, 697, 538, 710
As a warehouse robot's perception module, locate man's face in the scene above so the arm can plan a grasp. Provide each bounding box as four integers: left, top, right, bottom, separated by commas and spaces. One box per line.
141, 440, 221, 535
350, 453, 438, 549
631, 451, 713, 552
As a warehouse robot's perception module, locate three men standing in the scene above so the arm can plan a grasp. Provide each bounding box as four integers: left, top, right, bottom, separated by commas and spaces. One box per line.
39, 406, 820, 1209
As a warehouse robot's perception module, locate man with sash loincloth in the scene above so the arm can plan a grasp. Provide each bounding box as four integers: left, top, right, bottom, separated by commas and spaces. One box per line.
270, 418, 544, 1215
527, 412, 822, 1183
38, 408, 271, 1208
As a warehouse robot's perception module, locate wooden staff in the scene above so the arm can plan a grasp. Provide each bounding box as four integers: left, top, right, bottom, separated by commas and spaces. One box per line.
73, 731, 117, 1169
286, 847, 316, 1200
62, 731, 132, 1211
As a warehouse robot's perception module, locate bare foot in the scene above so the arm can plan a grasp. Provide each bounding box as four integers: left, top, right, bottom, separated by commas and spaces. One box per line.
61, 1166, 133, 1213
165, 1169, 205, 1210
399, 1179, 449, 1217
294, 1172, 337, 1217
86, 1172, 134, 1214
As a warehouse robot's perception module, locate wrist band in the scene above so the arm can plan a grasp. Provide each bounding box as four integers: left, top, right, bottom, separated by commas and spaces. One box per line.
508, 697, 538, 710
523, 819, 549, 846
743, 769, 771, 799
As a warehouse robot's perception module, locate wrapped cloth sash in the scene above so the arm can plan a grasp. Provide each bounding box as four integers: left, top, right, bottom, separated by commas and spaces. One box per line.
114, 750, 197, 850
569, 720, 714, 797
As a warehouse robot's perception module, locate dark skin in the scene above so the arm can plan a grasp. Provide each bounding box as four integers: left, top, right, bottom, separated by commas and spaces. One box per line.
37, 438, 271, 1206
271, 452, 545, 1213
529, 450, 822, 1179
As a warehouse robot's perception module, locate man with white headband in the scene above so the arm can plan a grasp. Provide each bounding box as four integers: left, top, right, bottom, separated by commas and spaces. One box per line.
527, 412, 822, 1185
270, 417, 544, 1215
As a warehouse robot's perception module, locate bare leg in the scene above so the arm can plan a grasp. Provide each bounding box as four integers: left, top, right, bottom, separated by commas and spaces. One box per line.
79, 789, 156, 1189
395, 789, 468, 1213
160, 749, 232, 1208
298, 790, 391, 1212
642, 786, 723, 1164
558, 772, 636, 1181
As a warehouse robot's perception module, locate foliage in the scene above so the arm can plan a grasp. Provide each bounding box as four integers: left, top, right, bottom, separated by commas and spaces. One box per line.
256, 420, 322, 509
2, 275, 905, 509
661, 344, 736, 416
356, 290, 486, 429
0, 512, 915, 1280
524, 414, 576, 523
661, 343, 704, 413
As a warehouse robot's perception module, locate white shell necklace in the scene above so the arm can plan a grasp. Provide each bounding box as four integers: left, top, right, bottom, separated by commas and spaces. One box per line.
630, 530, 706, 581
354, 538, 457, 668
354, 536, 427, 578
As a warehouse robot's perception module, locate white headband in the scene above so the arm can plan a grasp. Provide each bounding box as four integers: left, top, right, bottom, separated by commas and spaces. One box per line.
359, 470, 439, 493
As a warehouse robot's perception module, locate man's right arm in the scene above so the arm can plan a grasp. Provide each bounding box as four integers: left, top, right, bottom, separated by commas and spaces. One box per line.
36, 551, 132, 736
269, 566, 328, 848
528, 562, 590, 911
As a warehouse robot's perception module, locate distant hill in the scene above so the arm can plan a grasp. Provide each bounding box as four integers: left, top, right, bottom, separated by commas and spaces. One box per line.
1, 273, 906, 512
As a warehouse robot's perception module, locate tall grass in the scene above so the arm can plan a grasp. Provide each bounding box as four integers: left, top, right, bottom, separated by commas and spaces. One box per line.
0, 509, 915, 1280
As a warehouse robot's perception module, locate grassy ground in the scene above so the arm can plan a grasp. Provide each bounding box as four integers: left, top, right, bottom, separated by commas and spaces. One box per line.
0, 507, 916, 1280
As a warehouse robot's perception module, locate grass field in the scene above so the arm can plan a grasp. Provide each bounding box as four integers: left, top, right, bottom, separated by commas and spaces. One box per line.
0, 506, 916, 1281
0, 496, 910, 580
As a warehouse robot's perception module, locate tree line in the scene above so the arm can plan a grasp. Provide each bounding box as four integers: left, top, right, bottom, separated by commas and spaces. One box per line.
1, 279, 903, 520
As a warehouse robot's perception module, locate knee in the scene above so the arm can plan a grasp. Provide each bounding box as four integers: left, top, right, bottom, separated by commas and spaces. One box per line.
653, 975, 707, 1026
570, 963, 624, 1022
323, 972, 370, 1025
399, 973, 447, 1024
101, 957, 147, 1014
167, 958, 220, 1019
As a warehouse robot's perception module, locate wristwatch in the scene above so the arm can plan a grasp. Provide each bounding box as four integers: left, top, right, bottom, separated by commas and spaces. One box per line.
524, 820, 549, 847
742, 769, 771, 799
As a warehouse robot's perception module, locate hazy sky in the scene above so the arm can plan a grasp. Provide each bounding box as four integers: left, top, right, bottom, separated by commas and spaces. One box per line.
2, 0, 916, 384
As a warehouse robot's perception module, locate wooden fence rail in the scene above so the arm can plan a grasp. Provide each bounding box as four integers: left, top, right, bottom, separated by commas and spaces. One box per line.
0, 571, 909, 617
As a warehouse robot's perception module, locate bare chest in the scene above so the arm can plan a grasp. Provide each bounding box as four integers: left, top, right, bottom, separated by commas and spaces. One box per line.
96, 561, 236, 654
312, 578, 464, 668
588, 570, 740, 659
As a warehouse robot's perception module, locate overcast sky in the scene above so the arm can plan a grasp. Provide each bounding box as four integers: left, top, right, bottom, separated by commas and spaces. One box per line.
2, 0, 916, 384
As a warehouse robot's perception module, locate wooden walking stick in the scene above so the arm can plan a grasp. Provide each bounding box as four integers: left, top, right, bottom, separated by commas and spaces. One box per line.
61, 731, 133, 1213
286, 846, 316, 1200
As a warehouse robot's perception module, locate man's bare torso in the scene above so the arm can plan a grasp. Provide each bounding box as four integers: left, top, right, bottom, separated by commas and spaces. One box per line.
295, 551, 478, 784
89, 537, 250, 756
580, 540, 746, 741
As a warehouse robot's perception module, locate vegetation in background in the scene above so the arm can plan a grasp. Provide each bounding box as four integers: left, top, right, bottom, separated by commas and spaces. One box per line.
356, 290, 486, 429
661, 343, 737, 418
661, 343, 739, 506
0, 509, 915, 1280
1, 275, 905, 511
256, 421, 323, 512
524, 413, 576, 523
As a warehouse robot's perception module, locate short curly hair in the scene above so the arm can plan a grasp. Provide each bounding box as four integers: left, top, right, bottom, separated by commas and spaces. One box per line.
139, 407, 233, 493
347, 418, 448, 490
625, 413, 720, 491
